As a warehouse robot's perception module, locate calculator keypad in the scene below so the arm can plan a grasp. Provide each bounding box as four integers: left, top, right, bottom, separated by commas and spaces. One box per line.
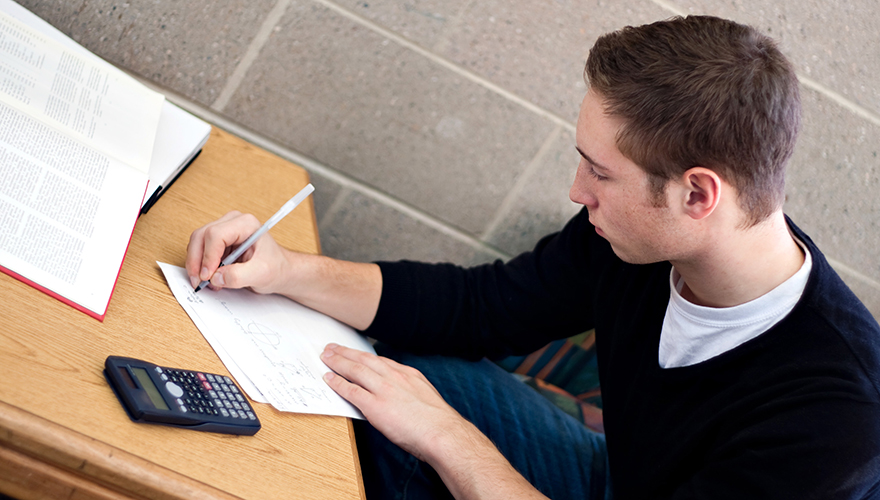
165, 369, 257, 421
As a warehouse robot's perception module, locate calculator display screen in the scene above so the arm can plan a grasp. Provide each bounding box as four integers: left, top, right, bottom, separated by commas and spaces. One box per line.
131, 367, 170, 410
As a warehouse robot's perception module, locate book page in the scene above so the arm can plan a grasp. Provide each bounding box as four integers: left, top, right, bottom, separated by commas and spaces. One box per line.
0, 0, 211, 211
0, 100, 147, 317
0, 10, 162, 173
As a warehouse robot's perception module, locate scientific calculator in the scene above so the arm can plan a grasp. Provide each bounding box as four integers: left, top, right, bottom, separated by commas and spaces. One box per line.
104, 356, 261, 435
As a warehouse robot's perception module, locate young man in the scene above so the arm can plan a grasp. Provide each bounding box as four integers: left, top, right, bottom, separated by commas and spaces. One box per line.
186, 16, 880, 499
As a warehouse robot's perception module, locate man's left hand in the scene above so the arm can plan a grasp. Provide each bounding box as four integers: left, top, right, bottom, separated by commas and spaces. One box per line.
320, 343, 465, 461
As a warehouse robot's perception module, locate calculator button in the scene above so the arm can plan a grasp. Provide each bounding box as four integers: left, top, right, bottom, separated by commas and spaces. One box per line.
229, 409, 239, 418
219, 407, 229, 417
246, 411, 256, 420
232, 401, 242, 410
154, 367, 163, 374
165, 381, 184, 398
202, 381, 212, 391
224, 400, 233, 409
178, 405, 187, 413
219, 392, 227, 400
235, 394, 244, 402
206, 374, 216, 382
197, 373, 206, 381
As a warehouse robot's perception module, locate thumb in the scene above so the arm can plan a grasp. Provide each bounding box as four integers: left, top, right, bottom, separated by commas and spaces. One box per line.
209, 267, 228, 289
210, 260, 264, 291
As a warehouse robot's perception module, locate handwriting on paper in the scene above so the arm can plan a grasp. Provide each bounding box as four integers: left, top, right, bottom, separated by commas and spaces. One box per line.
158, 262, 375, 419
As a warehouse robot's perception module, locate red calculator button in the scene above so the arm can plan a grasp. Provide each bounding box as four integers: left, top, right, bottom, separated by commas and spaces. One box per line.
197, 373, 207, 381
202, 381, 212, 391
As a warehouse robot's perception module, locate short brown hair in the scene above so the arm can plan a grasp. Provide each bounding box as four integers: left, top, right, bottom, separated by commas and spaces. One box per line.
585, 16, 801, 226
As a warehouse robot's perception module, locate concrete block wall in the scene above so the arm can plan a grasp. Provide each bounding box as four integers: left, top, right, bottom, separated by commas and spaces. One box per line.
20, 0, 880, 318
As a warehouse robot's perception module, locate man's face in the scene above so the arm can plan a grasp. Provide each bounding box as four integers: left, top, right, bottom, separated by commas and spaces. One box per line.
570, 91, 684, 264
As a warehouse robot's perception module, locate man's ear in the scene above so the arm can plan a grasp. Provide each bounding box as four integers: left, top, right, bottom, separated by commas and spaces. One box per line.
680, 167, 722, 220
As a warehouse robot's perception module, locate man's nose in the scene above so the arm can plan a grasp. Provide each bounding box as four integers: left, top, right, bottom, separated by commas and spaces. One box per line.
570, 164, 597, 208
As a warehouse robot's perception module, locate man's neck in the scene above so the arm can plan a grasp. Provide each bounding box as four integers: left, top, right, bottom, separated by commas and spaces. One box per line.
673, 212, 805, 308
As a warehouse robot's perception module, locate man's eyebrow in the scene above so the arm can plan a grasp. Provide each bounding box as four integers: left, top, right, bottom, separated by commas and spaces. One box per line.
575, 146, 611, 172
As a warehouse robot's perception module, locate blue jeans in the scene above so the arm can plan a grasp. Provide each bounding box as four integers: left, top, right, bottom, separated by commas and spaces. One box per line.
354, 344, 612, 499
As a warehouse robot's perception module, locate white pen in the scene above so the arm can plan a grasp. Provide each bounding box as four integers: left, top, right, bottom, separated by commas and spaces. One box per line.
194, 183, 315, 292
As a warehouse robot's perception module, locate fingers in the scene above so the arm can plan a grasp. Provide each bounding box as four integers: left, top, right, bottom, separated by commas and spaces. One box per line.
323, 368, 373, 410
185, 211, 260, 288
321, 344, 385, 410
321, 344, 438, 401
200, 212, 260, 282
322, 344, 390, 386
320, 344, 458, 461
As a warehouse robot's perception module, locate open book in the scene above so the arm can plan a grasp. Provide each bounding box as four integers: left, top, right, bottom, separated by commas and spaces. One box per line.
0, 2, 209, 320
0, 1, 212, 214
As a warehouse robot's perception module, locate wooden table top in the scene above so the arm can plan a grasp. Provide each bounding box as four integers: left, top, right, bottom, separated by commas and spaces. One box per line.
0, 127, 365, 500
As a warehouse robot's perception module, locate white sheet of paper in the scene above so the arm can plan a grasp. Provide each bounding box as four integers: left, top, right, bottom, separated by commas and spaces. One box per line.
159, 262, 376, 419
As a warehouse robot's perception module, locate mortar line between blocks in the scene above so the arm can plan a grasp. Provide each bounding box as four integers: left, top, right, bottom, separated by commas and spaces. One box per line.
798, 77, 880, 127
318, 185, 352, 230
826, 257, 880, 291
649, 0, 688, 17
652, 1, 880, 129
481, 125, 564, 243
140, 72, 880, 294
156, 89, 512, 262
309, 0, 575, 133
211, 0, 292, 112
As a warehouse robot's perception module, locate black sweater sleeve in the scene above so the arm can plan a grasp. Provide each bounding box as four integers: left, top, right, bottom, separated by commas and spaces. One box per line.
361, 207, 598, 360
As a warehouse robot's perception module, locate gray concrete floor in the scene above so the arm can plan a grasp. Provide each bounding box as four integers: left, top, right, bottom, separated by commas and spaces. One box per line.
21, 0, 880, 319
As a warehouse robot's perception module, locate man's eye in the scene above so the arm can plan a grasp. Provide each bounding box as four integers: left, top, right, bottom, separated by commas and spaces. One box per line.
588, 166, 607, 181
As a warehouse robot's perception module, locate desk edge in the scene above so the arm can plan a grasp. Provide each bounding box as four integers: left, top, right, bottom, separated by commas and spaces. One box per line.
0, 400, 241, 500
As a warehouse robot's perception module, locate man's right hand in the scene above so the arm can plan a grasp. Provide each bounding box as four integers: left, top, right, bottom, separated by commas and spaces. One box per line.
184, 211, 383, 331
185, 210, 292, 295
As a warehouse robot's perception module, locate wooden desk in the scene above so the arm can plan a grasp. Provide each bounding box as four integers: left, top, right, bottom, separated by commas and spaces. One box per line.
0, 128, 365, 500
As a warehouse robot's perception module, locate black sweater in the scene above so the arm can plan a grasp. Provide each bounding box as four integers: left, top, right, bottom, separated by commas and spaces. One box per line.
363, 208, 880, 499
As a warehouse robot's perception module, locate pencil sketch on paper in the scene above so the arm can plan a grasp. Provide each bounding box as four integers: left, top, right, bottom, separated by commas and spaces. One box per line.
158, 262, 375, 419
